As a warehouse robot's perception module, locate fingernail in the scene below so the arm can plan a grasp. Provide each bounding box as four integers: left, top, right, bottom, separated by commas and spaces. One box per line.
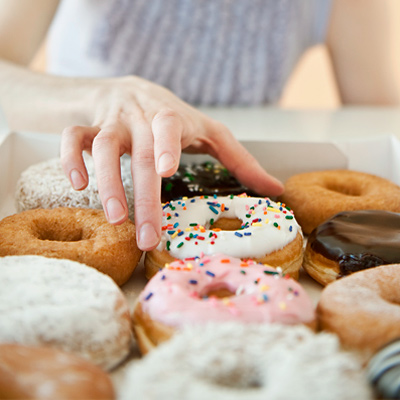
70, 169, 86, 190
138, 222, 160, 250
106, 197, 126, 224
157, 153, 176, 174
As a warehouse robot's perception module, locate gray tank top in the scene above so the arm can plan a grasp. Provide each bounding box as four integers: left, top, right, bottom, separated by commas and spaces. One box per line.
48, 0, 332, 105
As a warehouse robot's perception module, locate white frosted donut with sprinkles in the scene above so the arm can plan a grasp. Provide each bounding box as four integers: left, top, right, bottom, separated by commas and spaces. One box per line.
133, 254, 316, 354
145, 195, 304, 279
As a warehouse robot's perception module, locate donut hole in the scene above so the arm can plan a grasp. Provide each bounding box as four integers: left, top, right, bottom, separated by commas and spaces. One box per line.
210, 217, 243, 231
33, 219, 89, 242
324, 182, 362, 197
202, 284, 235, 299
201, 362, 263, 389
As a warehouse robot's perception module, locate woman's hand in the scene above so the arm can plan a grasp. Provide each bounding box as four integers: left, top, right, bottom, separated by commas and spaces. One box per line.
60, 75, 284, 251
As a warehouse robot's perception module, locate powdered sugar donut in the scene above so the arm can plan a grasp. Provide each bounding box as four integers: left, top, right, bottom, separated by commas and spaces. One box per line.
120, 323, 373, 400
15, 154, 134, 219
145, 195, 303, 279
317, 264, 400, 360
0, 256, 133, 370
133, 254, 316, 354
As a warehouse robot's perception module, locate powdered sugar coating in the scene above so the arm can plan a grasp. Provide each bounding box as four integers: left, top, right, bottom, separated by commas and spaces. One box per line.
15, 154, 134, 219
139, 254, 315, 326
0, 256, 133, 370
158, 195, 301, 259
119, 323, 372, 400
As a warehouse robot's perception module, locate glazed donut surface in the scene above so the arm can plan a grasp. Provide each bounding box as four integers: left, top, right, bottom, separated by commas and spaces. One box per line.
0, 207, 142, 286
120, 323, 372, 400
15, 154, 135, 219
304, 210, 400, 286
134, 254, 316, 354
317, 264, 400, 359
280, 169, 400, 234
0, 255, 132, 370
0, 343, 115, 400
145, 195, 303, 279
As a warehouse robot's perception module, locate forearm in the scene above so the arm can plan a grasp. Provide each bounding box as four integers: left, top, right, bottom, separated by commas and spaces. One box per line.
0, 60, 101, 133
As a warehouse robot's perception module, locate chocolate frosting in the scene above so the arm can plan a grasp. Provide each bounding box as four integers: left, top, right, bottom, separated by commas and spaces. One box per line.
308, 210, 400, 276
161, 162, 254, 202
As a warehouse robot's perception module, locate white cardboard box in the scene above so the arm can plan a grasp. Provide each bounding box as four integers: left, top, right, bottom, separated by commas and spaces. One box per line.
1, 108, 400, 389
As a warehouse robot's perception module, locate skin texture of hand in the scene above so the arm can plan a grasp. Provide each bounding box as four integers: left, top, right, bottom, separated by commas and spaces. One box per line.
59, 76, 284, 251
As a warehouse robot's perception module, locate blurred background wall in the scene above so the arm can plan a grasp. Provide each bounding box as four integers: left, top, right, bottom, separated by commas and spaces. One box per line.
30, 1, 400, 110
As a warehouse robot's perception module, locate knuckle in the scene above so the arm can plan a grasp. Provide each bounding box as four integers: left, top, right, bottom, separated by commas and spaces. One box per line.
153, 108, 178, 121
61, 125, 82, 137
92, 133, 118, 153
132, 148, 155, 167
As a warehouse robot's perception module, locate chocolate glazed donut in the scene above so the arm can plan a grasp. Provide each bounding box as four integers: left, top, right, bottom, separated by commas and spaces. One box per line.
161, 162, 256, 202
303, 210, 400, 285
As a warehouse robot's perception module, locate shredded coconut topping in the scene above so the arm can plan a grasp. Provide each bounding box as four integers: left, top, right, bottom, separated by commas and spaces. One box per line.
15, 154, 134, 219
120, 323, 372, 400
0, 255, 133, 370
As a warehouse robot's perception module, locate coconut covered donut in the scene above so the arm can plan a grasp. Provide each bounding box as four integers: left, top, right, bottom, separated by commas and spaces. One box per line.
0, 255, 133, 370
133, 254, 316, 354
15, 153, 135, 219
317, 264, 400, 360
280, 169, 400, 234
120, 323, 373, 400
0, 207, 142, 286
304, 210, 400, 286
145, 195, 303, 279
0, 343, 115, 400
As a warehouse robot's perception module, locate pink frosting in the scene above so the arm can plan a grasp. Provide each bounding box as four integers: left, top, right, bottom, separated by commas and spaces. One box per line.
139, 254, 315, 327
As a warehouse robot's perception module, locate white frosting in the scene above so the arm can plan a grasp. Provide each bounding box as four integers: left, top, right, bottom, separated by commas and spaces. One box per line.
157, 195, 301, 259
15, 154, 134, 220
119, 323, 372, 400
0, 255, 132, 370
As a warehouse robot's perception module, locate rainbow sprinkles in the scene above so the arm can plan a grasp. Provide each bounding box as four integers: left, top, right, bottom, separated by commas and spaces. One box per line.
157, 195, 302, 259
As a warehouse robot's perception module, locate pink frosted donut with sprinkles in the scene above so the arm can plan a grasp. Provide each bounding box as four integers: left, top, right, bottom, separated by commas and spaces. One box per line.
145, 195, 304, 279
133, 254, 316, 354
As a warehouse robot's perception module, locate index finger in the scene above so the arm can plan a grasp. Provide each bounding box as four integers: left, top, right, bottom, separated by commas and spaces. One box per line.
131, 119, 162, 251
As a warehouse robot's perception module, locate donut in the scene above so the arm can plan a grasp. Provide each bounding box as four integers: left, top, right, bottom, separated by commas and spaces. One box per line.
15, 153, 135, 219
317, 264, 400, 360
133, 254, 316, 354
120, 322, 373, 400
0, 207, 142, 286
0, 255, 133, 370
161, 161, 254, 202
303, 210, 400, 286
367, 339, 400, 400
0, 343, 115, 400
145, 195, 303, 280
280, 169, 400, 234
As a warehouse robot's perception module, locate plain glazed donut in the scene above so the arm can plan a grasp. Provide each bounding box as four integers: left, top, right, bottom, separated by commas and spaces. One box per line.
0, 343, 115, 400
0, 255, 133, 370
317, 264, 400, 361
304, 210, 400, 286
15, 154, 135, 220
280, 169, 400, 234
0, 207, 142, 286
133, 254, 316, 354
145, 195, 304, 280
120, 323, 373, 400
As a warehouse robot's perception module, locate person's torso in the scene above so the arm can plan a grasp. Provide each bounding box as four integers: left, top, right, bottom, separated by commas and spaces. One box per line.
48, 0, 332, 105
